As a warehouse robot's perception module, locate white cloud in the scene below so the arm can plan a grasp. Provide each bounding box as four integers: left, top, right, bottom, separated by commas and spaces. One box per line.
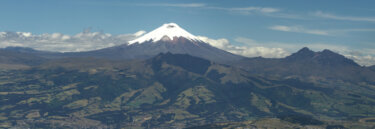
260, 8, 280, 13
135, 3, 279, 14
228, 7, 280, 14
0, 30, 143, 52
133, 30, 146, 37
156, 3, 205, 8
206, 6, 280, 15
195, 36, 230, 49
135, 3, 206, 8
314, 11, 375, 22
136, 2, 280, 15
233, 47, 290, 58
342, 48, 375, 66
269, 25, 375, 36
345, 54, 375, 66
269, 25, 330, 36
197, 36, 290, 58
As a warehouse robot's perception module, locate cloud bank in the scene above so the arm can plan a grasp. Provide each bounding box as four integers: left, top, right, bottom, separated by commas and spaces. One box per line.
136, 3, 206, 8
133, 3, 280, 15
269, 25, 330, 36
198, 36, 375, 66
0, 29, 144, 52
269, 25, 375, 36
197, 36, 290, 58
228, 7, 280, 13
314, 11, 375, 22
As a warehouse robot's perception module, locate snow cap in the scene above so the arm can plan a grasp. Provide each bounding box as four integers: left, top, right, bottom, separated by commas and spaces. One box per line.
129, 23, 201, 44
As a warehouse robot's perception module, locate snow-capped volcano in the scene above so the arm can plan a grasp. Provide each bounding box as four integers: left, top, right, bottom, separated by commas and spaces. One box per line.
71, 23, 244, 63
129, 23, 201, 44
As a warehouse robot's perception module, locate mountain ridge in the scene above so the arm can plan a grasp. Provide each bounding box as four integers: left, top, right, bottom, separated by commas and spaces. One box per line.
234, 47, 375, 83
285, 47, 359, 66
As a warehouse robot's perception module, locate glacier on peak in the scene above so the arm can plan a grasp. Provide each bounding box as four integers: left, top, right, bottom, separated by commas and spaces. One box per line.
128, 23, 201, 44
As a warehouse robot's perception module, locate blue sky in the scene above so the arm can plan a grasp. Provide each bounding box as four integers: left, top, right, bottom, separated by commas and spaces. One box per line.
0, 0, 375, 65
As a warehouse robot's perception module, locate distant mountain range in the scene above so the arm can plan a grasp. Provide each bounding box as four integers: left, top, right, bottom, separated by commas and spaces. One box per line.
233, 47, 375, 83
2, 45, 374, 83
1, 23, 375, 128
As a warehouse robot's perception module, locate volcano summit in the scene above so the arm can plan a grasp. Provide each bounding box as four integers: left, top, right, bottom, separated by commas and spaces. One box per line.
77, 23, 243, 63
129, 23, 201, 44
